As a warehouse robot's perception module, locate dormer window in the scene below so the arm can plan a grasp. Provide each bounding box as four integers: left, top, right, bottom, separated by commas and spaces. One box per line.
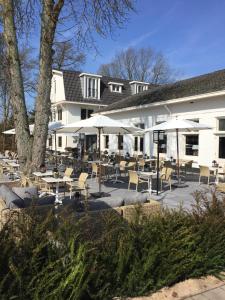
79, 73, 102, 100
129, 81, 149, 94
108, 82, 123, 93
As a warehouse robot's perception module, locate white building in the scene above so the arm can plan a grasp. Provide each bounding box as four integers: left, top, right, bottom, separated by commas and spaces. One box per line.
97, 69, 225, 166
50, 69, 152, 153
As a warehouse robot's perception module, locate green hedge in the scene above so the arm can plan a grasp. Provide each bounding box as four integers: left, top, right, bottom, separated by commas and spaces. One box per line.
1, 190, 225, 299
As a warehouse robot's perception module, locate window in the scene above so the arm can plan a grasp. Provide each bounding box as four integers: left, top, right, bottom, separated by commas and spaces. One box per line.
140, 137, 144, 152
88, 109, 93, 118
158, 135, 167, 153
134, 137, 138, 151
219, 137, 225, 158
81, 108, 94, 120
87, 77, 97, 98
104, 135, 109, 149
134, 136, 144, 152
58, 136, 62, 148
58, 108, 62, 121
48, 137, 52, 147
185, 135, 198, 156
137, 85, 144, 93
118, 135, 123, 150
218, 118, 225, 131
108, 82, 123, 93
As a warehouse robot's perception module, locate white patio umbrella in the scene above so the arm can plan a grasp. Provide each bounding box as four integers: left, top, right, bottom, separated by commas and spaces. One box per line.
145, 118, 211, 187
2, 121, 64, 135
57, 114, 142, 194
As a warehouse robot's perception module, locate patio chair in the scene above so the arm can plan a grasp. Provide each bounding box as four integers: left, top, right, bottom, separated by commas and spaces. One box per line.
67, 172, 89, 199
128, 170, 147, 191
199, 165, 210, 185
126, 162, 136, 172
64, 167, 73, 178
160, 167, 173, 191
91, 163, 98, 180
138, 158, 145, 171
119, 160, 127, 177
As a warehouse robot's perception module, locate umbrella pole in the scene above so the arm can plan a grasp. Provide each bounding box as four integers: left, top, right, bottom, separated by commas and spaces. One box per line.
54, 131, 57, 168
98, 127, 102, 194
157, 131, 160, 195
176, 129, 180, 184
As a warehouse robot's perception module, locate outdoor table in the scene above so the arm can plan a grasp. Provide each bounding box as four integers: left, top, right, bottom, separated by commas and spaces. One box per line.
41, 176, 73, 204
138, 171, 157, 195
33, 171, 53, 178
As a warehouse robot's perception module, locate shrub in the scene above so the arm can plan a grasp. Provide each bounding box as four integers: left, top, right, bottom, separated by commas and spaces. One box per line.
0, 189, 225, 299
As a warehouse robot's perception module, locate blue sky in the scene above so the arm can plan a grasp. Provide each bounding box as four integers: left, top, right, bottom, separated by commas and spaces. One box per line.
83, 0, 225, 79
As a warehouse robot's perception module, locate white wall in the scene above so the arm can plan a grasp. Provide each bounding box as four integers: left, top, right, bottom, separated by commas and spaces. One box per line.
100, 94, 225, 165
50, 71, 65, 103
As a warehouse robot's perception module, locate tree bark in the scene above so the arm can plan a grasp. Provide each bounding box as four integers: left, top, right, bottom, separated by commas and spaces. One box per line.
31, 0, 64, 170
1, 0, 32, 170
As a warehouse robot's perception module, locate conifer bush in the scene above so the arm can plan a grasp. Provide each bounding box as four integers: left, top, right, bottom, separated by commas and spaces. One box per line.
0, 189, 225, 299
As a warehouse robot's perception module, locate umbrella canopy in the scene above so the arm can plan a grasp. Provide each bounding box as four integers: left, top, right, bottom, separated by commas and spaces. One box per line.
145, 119, 211, 132
2, 121, 64, 135
57, 114, 142, 194
145, 118, 211, 189
57, 114, 140, 134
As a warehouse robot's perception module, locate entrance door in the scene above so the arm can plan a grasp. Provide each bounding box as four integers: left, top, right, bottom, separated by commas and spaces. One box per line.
85, 135, 97, 152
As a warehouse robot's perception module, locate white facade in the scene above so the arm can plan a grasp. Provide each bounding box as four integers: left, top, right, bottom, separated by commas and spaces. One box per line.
50, 69, 225, 166
99, 91, 225, 165
50, 70, 104, 152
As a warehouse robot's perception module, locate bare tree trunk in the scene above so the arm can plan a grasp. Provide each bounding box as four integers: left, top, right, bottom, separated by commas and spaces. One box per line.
31, 0, 64, 170
1, 0, 32, 170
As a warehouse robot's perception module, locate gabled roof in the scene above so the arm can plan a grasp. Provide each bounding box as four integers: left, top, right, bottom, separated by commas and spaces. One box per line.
61, 70, 141, 105
98, 68, 225, 112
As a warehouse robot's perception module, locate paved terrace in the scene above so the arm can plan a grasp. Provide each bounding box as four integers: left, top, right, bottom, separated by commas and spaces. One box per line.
0, 171, 222, 210
83, 172, 219, 211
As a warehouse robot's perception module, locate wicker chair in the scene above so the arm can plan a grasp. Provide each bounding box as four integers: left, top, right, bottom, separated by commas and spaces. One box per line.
138, 159, 145, 171
91, 163, 98, 180
160, 167, 173, 191
128, 170, 147, 191
199, 165, 210, 185
119, 160, 127, 177
67, 172, 89, 199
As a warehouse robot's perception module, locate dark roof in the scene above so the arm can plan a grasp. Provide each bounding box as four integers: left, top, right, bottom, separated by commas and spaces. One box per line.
61, 70, 135, 105
99, 68, 225, 112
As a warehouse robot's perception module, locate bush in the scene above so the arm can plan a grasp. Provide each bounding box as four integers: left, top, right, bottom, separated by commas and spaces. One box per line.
0, 189, 225, 299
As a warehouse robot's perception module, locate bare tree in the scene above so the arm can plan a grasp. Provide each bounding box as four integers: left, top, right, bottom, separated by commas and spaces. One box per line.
53, 40, 85, 70
0, 0, 134, 172
98, 46, 175, 84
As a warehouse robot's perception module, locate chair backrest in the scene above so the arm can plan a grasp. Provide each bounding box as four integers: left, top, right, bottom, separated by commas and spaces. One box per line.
120, 160, 127, 170
128, 170, 138, 185
165, 168, 173, 180
92, 163, 98, 173
138, 159, 145, 167
78, 172, 88, 188
64, 167, 73, 177
199, 165, 210, 177
128, 162, 136, 169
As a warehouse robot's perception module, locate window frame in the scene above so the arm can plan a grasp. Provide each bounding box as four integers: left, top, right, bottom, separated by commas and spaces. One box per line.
104, 135, 109, 149
57, 108, 62, 121
218, 118, 225, 131
118, 135, 123, 151
185, 134, 199, 156
58, 136, 62, 148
